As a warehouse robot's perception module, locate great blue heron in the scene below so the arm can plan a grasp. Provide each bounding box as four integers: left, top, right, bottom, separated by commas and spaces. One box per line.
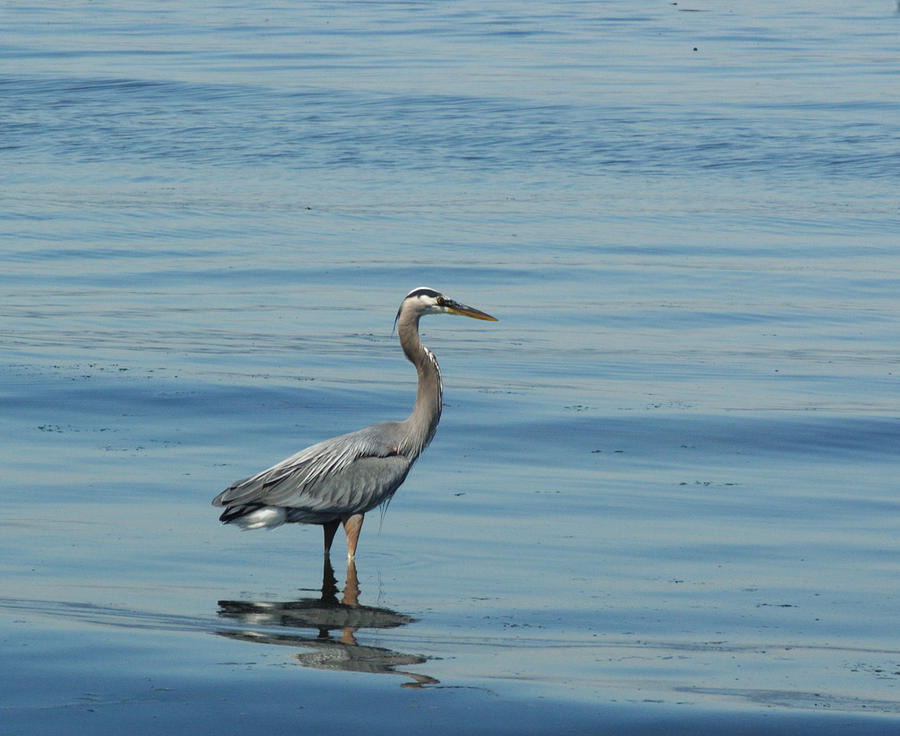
212, 287, 497, 561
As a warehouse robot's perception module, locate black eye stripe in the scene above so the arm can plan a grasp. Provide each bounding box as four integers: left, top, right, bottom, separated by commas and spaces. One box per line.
405, 287, 442, 300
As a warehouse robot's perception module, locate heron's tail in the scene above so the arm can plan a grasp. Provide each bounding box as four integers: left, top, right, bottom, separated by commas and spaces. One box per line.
219, 504, 287, 530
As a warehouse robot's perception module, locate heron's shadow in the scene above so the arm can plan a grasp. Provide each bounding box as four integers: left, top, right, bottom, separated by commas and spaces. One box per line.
216, 559, 437, 688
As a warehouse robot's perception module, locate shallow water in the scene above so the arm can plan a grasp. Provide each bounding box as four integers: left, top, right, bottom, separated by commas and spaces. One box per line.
2, 1, 900, 733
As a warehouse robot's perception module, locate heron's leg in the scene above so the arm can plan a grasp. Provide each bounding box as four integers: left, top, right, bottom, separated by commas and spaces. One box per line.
321, 556, 338, 602
323, 519, 340, 555
342, 559, 359, 607
342, 513, 364, 561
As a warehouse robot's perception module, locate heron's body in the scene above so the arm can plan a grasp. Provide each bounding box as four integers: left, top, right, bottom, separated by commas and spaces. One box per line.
212, 287, 497, 560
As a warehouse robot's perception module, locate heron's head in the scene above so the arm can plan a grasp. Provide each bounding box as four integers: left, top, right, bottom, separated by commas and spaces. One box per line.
395, 287, 498, 327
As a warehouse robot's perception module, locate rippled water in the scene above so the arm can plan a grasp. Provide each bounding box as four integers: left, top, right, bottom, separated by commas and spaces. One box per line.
2, 1, 900, 733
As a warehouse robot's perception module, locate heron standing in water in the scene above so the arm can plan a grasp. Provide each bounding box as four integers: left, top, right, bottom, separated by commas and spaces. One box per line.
212, 287, 498, 561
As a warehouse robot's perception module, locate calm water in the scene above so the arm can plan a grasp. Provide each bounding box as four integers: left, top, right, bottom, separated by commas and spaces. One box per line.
2, 1, 900, 733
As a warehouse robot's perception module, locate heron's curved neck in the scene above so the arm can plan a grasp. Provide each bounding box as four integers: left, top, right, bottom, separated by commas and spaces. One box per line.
397, 312, 442, 458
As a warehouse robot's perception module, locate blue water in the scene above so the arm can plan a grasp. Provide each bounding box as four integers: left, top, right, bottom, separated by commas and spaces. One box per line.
2, 1, 900, 733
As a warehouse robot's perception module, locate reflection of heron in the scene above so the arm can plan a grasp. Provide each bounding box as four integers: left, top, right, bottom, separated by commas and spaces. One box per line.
217, 560, 438, 687
213, 287, 497, 560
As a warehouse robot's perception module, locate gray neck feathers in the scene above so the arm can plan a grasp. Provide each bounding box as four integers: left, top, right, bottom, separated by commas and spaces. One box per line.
397, 309, 443, 459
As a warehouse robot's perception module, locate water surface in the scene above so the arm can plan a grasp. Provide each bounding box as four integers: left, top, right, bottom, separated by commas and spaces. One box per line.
2, 1, 899, 733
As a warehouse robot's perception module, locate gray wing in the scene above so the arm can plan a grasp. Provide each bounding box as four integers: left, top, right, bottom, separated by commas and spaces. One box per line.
212, 422, 412, 517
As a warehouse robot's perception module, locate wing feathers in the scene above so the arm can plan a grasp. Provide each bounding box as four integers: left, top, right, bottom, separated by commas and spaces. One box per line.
212, 423, 411, 517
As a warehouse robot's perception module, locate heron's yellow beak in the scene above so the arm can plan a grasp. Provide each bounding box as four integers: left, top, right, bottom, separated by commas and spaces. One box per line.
444, 299, 498, 321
